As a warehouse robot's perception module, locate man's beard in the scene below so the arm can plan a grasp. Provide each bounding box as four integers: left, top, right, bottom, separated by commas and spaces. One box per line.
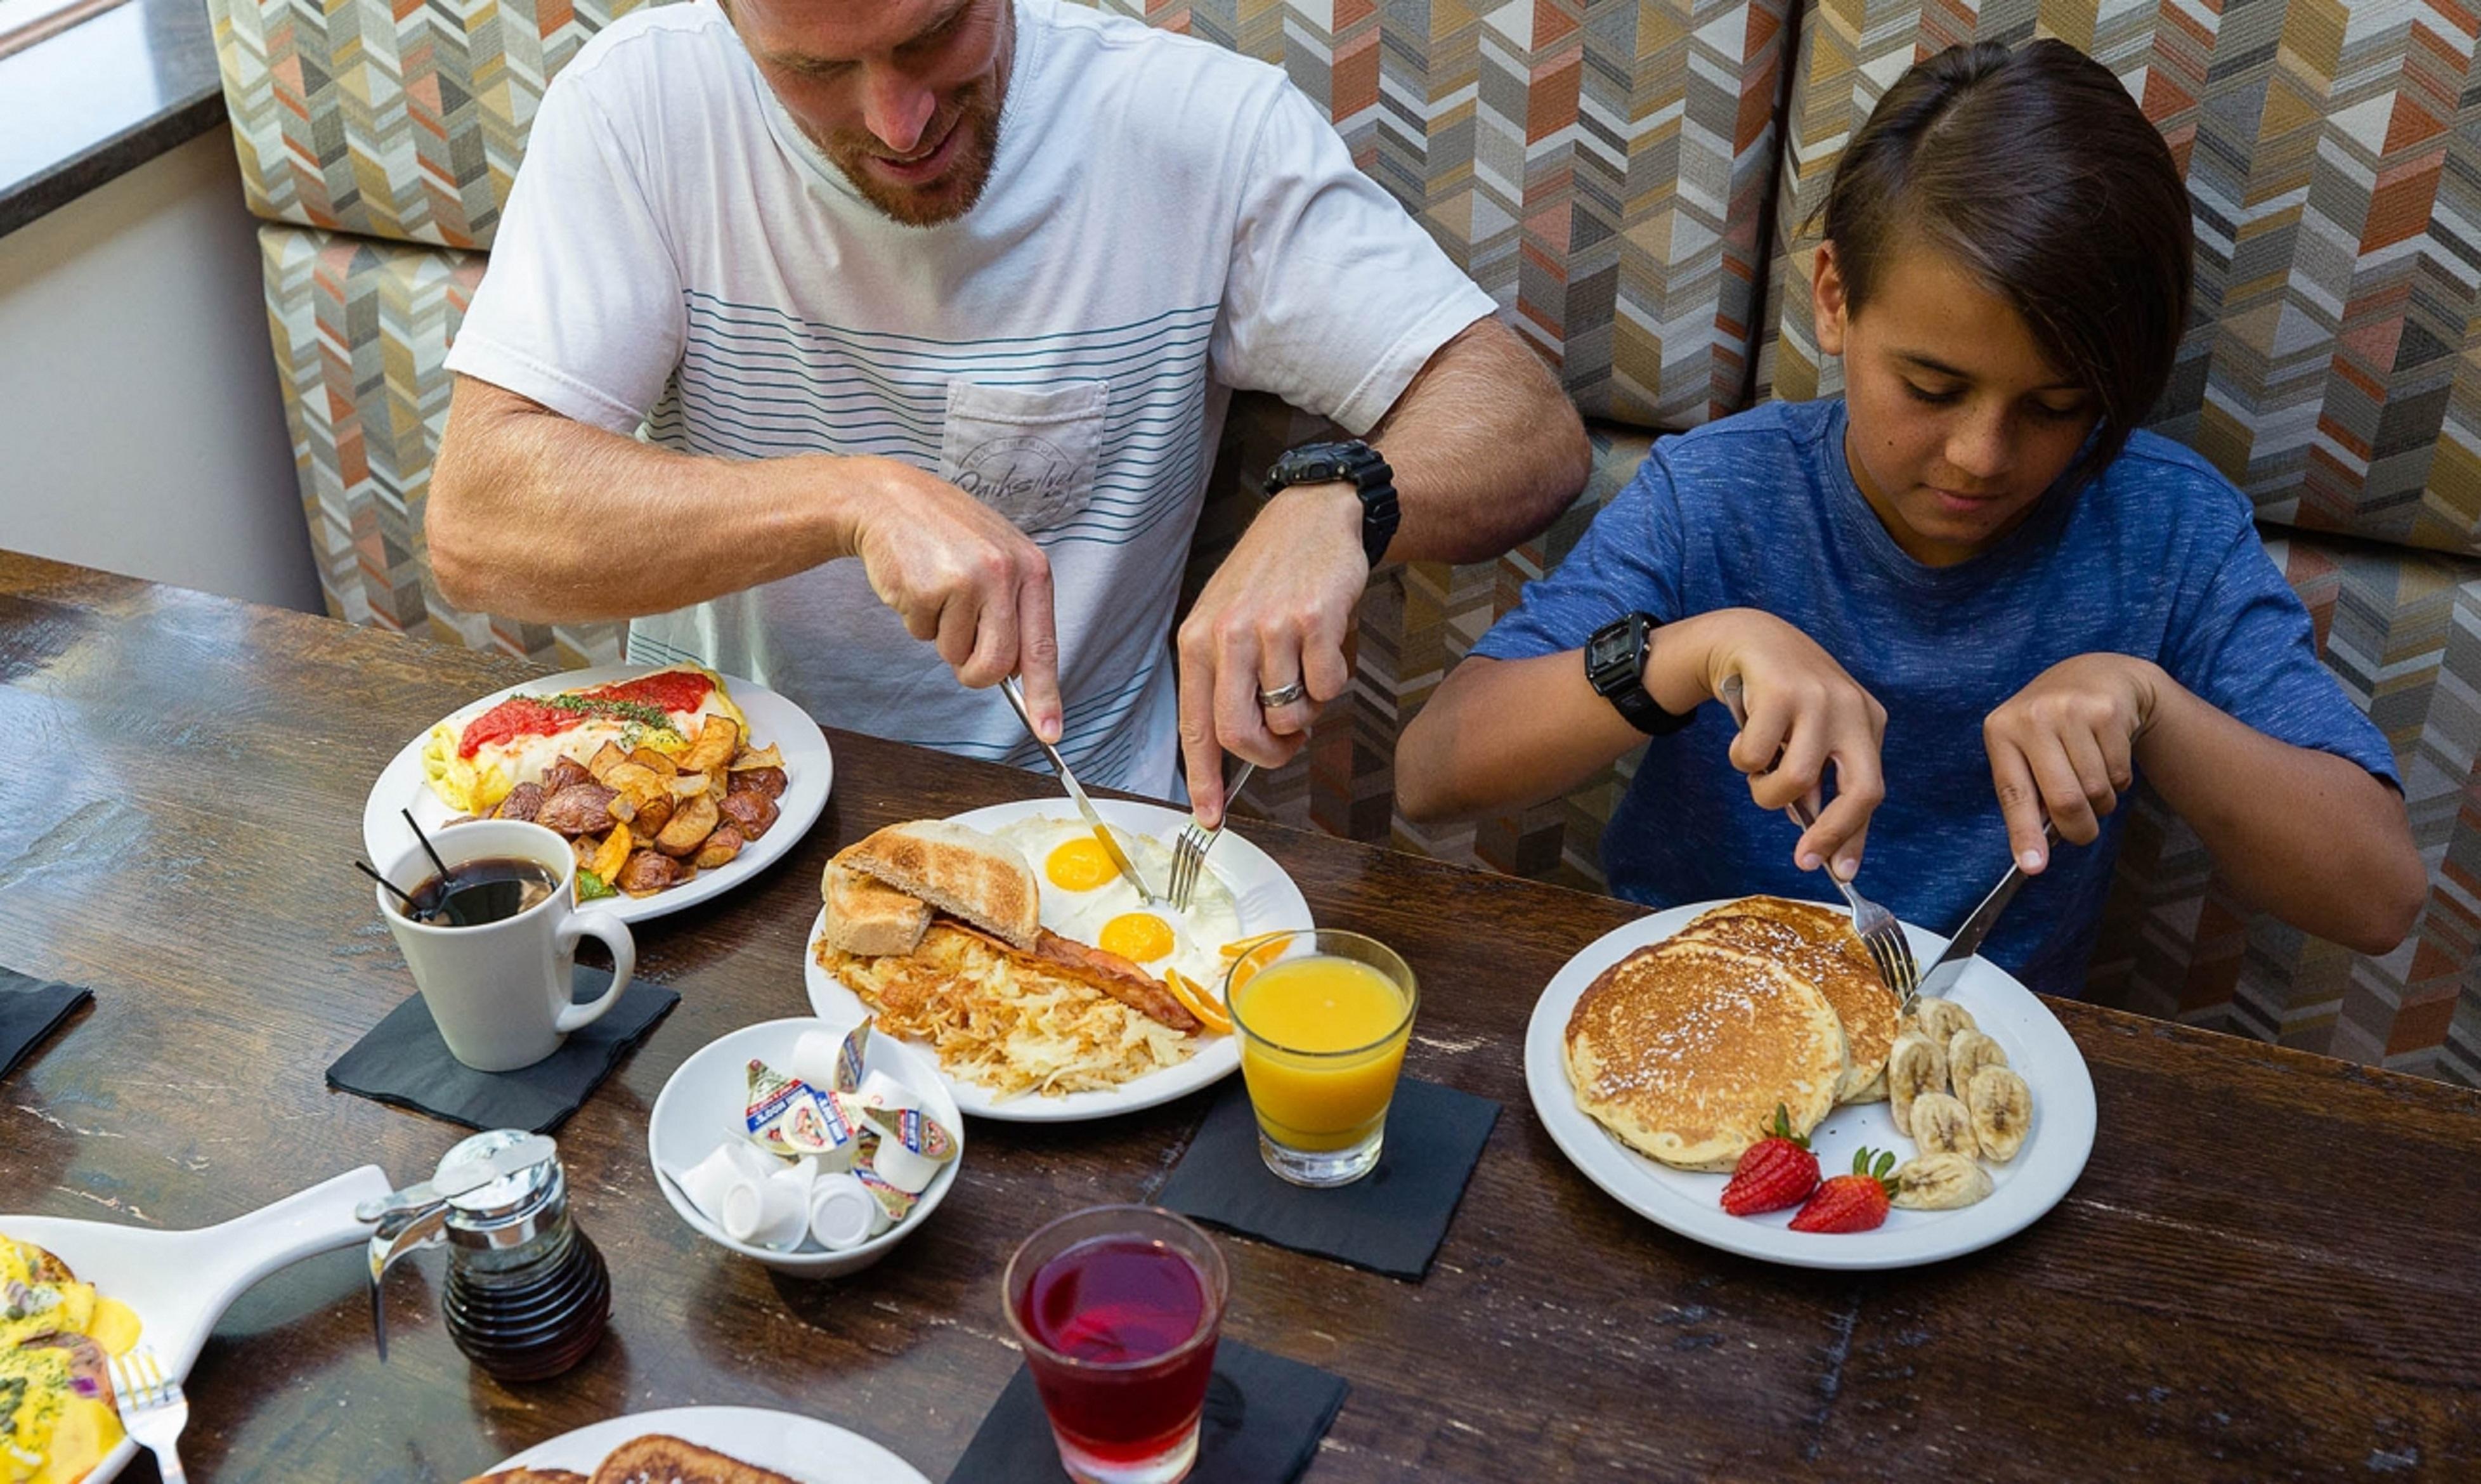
819, 78, 1005, 227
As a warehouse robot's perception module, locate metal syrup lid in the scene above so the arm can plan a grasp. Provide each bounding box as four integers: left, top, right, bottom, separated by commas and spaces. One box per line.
438, 1129, 564, 1237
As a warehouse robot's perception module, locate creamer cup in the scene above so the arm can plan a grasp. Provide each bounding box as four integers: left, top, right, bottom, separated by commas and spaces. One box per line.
858, 1104, 958, 1195
808, 1173, 890, 1250
675, 1142, 764, 1230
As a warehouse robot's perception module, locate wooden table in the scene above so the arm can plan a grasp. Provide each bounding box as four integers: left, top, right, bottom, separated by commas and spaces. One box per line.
2, 550, 2475, 1481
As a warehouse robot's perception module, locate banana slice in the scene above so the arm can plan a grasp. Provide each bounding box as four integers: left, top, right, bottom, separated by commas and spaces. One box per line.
1947, 1029, 2007, 1093
1885, 1032, 1946, 1133
1911, 997, 1976, 1046
1891, 1152, 1993, 1210
1966, 1065, 2033, 1162
1908, 1090, 1979, 1158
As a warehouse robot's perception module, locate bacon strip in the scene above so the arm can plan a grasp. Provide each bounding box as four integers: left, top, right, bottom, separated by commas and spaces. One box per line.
941, 920, 1201, 1034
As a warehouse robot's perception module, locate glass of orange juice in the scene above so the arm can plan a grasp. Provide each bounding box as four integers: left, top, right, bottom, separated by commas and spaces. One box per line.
1223, 929, 1417, 1187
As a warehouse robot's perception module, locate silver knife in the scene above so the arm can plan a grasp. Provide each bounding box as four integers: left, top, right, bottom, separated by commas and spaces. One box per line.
997, 675, 1159, 904
1916, 822, 2059, 999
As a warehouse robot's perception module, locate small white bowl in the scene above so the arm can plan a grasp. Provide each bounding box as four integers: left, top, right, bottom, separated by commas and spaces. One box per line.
648, 1015, 963, 1278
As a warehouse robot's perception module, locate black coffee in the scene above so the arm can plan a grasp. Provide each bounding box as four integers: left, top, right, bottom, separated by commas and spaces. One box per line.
400, 857, 559, 927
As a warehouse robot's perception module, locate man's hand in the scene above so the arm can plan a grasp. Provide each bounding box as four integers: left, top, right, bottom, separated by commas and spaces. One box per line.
843, 457, 1064, 741
1982, 653, 2160, 871
1176, 483, 1367, 826
1692, 609, 1889, 879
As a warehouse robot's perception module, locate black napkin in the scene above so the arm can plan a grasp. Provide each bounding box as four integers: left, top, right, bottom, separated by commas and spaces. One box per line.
0, 968, 91, 1083
947, 1339, 1348, 1484
325, 967, 675, 1133
1156, 1076, 1498, 1280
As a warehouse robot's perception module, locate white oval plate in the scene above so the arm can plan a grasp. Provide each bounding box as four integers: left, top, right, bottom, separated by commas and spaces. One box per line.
3, 1166, 391, 1484
805, 798, 1313, 1123
1525, 899, 2097, 1270
648, 1016, 963, 1279
364, 665, 831, 924
489, 1405, 928, 1481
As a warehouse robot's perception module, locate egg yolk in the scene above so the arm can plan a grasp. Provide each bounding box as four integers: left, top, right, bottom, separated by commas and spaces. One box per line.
1100, 912, 1177, 965
1045, 838, 1119, 892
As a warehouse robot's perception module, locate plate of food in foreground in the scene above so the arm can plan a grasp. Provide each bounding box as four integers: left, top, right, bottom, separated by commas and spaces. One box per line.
474, 1407, 928, 1483
365, 663, 831, 923
805, 800, 1313, 1122
1524, 896, 2096, 1270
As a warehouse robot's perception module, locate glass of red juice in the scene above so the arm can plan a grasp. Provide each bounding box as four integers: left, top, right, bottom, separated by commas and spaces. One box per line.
1002, 1205, 1230, 1484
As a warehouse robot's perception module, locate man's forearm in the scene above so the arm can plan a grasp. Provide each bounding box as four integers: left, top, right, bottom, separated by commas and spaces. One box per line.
1368, 318, 1589, 564
427, 375, 864, 623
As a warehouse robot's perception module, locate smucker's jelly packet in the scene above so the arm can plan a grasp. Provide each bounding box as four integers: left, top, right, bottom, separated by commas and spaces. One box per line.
858, 1102, 957, 1194
743, 1058, 864, 1169
834, 1021, 870, 1093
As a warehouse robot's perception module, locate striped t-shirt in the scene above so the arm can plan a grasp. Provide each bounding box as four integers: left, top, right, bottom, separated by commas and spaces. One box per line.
444, 0, 1495, 795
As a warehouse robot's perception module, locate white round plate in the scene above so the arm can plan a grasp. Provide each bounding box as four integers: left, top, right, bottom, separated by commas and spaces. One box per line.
1525, 900, 2097, 1270
805, 798, 1313, 1123
490, 1405, 928, 1481
364, 665, 831, 923
648, 1016, 963, 1279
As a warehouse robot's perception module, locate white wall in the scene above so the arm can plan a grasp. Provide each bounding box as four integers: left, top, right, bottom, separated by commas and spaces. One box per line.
0, 128, 320, 613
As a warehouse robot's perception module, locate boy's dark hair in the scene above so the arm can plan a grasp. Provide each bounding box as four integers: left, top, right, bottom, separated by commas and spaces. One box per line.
1823, 40, 2192, 488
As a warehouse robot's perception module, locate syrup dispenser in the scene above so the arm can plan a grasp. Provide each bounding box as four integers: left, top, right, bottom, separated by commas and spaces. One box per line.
363, 1129, 611, 1382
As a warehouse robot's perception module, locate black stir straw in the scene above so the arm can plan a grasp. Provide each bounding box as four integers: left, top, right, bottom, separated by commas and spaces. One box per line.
356, 859, 421, 911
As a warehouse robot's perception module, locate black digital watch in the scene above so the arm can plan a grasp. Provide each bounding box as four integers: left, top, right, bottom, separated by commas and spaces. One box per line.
1263, 439, 1400, 570
1585, 611, 1695, 736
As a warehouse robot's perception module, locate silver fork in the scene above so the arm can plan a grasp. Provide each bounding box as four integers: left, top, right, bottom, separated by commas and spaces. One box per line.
1169, 759, 1256, 911
1717, 676, 1920, 1005
109, 1344, 190, 1483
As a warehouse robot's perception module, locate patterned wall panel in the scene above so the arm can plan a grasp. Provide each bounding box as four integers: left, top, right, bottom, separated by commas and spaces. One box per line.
207, 0, 677, 248
259, 225, 625, 668
1188, 393, 1653, 886
2088, 532, 2481, 1091
1086, 0, 1793, 429
1757, 0, 2481, 559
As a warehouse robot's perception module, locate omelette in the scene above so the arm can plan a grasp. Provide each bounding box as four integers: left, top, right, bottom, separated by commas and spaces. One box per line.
1, 1235, 140, 1484
420, 663, 749, 815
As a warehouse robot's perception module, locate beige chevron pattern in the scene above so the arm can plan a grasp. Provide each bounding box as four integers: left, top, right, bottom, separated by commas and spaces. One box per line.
207, 0, 677, 247
1759, 0, 2481, 559
259, 226, 623, 667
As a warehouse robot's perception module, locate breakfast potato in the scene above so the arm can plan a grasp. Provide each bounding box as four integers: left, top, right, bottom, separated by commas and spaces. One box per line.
586, 741, 630, 783
693, 823, 745, 869
734, 765, 788, 800
730, 743, 784, 773
616, 850, 685, 895
719, 786, 778, 840
589, 823, 633, 885
679, 715, 739, 775
540, 756, 592, 795
628, 746, 679, 780
628, 791, 676, 838
492, 781, 547, 824
536, 782, 620, 835
572, 833, 602, 876
654, 795, 720, 857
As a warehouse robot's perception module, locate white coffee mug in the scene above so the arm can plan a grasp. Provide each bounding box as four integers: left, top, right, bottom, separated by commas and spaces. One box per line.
377, 819, 634, 1072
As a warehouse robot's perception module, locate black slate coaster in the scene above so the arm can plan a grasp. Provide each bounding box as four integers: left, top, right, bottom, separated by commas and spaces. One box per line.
1156, 1076, 1499, 1280
0, 968, 91, 1084
947, 1339, 1347, 1484
325, 967, 675, 1134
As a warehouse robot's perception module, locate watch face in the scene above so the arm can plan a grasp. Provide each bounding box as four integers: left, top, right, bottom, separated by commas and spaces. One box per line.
1587, 626, 1634, 672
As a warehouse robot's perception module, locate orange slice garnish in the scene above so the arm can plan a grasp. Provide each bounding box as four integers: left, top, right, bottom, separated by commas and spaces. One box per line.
1162, 967, 1233, 1036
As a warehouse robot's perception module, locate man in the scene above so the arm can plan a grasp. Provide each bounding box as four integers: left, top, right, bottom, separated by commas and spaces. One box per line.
429, 0, 1586, 824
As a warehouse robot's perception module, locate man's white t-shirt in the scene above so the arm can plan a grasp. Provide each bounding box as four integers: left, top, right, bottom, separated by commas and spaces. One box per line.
444, 0, 1496, 795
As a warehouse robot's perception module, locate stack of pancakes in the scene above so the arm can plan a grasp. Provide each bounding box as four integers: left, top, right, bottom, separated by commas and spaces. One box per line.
1564, 897, 1900, 1171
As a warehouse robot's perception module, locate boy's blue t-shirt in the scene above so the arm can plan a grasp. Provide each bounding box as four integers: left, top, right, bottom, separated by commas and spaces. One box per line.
1469, 398, 2400, 997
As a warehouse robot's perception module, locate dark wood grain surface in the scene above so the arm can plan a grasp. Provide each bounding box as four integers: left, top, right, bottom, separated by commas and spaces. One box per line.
1, 550, 2473, 1482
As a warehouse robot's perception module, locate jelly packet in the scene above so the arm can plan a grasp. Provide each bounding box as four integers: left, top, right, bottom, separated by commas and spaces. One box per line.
858, 1103, 958, 1195
743, 1058, 866, 1171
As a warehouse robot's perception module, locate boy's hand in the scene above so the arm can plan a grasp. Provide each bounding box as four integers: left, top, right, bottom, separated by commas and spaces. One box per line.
1690, 609, 1888, 880
1983, 653, 2163, 870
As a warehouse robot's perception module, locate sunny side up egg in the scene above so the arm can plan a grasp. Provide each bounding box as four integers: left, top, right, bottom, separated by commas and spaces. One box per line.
991, 817, 1247, 991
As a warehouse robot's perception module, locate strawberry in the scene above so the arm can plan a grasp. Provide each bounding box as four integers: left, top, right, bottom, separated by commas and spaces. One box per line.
1787, 1147, 1898, 1233
1720, 1104, 1818, 1216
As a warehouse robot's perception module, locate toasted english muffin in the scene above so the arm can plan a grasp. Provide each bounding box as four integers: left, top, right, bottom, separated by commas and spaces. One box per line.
589, 1433, 798, 1484
839, 819, 1038, 949
1565, 939, 1847, 1171
820, 847, 933, 958
1679, 895, 1899, 1103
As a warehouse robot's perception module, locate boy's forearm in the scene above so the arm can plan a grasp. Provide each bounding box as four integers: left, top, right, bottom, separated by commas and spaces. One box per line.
427, 375, 862, 622
2134, 677, 2425, 953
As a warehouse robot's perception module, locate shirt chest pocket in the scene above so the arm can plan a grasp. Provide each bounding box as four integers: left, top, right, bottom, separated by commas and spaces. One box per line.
940, 378, 1111, 537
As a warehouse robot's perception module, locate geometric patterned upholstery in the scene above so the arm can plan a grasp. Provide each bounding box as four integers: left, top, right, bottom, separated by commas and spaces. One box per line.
1088, 0, 1796, 428
257, 226, 623, 668
1757, 0, 2481, 558
207, 0, 674, 248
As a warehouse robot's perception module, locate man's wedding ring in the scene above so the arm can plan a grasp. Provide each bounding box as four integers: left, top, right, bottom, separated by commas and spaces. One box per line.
1257, 680, 1307, 709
